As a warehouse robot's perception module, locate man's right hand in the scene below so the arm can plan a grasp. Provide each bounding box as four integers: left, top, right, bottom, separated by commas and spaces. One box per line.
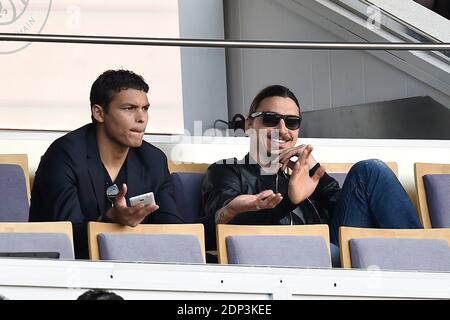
234, 190, 283, 212
103, 183, 159, 227
278, 144, 318, 172
216, 190, 283, 224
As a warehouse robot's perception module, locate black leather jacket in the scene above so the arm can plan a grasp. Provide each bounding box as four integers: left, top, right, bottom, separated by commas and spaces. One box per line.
202, 154, 341, 226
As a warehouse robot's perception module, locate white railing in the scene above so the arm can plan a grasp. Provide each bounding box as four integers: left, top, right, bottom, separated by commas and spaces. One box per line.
0, 32, 449, 50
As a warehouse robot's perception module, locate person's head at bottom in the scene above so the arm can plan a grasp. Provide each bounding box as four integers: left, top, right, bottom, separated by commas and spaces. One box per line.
77, 289, 124, 300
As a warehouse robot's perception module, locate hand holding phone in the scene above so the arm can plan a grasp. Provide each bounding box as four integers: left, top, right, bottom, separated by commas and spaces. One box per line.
129, 192, 156, 207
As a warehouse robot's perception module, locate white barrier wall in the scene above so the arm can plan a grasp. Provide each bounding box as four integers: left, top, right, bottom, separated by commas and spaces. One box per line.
1, 258, 450, 299
0, 131, 449, 205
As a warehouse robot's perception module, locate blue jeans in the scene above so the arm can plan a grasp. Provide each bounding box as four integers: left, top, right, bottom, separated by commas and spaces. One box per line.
329, 159, 423, 246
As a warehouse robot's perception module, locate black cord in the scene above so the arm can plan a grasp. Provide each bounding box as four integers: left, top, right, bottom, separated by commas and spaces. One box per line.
213, 114, 246, 133
213, 119, 229, 129
229, 114, 246, 131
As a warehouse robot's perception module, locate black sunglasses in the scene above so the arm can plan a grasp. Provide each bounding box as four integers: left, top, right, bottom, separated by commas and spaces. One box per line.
249, 111, 302, 130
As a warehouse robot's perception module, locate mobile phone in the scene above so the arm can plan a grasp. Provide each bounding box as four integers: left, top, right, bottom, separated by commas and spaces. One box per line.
129, 192, 156, 207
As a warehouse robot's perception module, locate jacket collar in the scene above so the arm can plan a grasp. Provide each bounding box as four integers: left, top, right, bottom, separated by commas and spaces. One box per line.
86, 124, 106, 214
243, 153, 281, 176
125, 148, 144, 200
86, 123, 145, 210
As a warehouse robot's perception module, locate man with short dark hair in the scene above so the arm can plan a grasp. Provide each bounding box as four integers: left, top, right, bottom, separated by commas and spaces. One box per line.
202, 85, 423, 266
30, 69, 184, 259
77, 289, 124, 300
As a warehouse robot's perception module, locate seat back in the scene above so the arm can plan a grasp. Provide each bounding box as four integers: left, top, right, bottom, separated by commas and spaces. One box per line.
327, 172, 347, 187
340, 227, 450, 271
0, 154, 30, 199
168, 163, 217, 251
170, 172, 205, 223
88, 222, 206, 263
323, 162, 398, 187
0, 164, 29, 221
217, 224, 331, 268
414, 163, 450, 228
0, 222, 74, 259
168, 161, 209, 174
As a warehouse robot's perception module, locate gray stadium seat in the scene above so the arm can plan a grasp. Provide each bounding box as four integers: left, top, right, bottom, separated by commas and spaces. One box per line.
98, 233, 204, 263
0, 164, 29, 221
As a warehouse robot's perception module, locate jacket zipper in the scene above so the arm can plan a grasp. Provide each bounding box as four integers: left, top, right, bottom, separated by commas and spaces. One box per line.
306, 197, 322, 222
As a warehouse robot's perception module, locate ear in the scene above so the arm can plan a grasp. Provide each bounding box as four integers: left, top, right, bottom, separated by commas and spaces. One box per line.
91, 104, 105, 123
245, 117, 253, 132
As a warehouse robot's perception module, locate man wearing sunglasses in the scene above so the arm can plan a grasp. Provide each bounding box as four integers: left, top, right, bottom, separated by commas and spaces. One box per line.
202, 85, 422, 264
30, 70, 184, 259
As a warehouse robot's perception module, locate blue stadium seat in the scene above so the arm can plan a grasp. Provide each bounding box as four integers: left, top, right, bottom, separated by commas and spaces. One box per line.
423, 174, 450, 228
0, 164, 29, 222
170, 172, 216, 250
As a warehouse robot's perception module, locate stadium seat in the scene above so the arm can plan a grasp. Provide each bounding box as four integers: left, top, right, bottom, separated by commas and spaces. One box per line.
0, 163, 29, 221
170, 171, 216, 251
323, 161, 398, 187
88, 222, 205, 263
168, 161, 209, 174
0, 154, 30, 198
170, 172, 205, 223
340, 226, 450, 272
414, 163, 450, 228
217, 224, 332, 268
0, 222, 74, 259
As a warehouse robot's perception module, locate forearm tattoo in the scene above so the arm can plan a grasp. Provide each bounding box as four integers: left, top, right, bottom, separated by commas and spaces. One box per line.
215, 207, 227, 224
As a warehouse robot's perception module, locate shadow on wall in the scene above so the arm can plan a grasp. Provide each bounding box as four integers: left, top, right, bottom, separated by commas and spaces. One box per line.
301, 96, 450, 139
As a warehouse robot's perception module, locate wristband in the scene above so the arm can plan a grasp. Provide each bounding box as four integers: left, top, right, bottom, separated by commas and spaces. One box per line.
309, 162, 321, 177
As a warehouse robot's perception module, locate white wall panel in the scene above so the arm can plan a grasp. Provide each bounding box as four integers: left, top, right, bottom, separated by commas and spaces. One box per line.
330, 51, 365, 107
312, 50, 332, 110
364, 54, 408, 103
178, 0, 228, 133
0, 0, 184, 134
